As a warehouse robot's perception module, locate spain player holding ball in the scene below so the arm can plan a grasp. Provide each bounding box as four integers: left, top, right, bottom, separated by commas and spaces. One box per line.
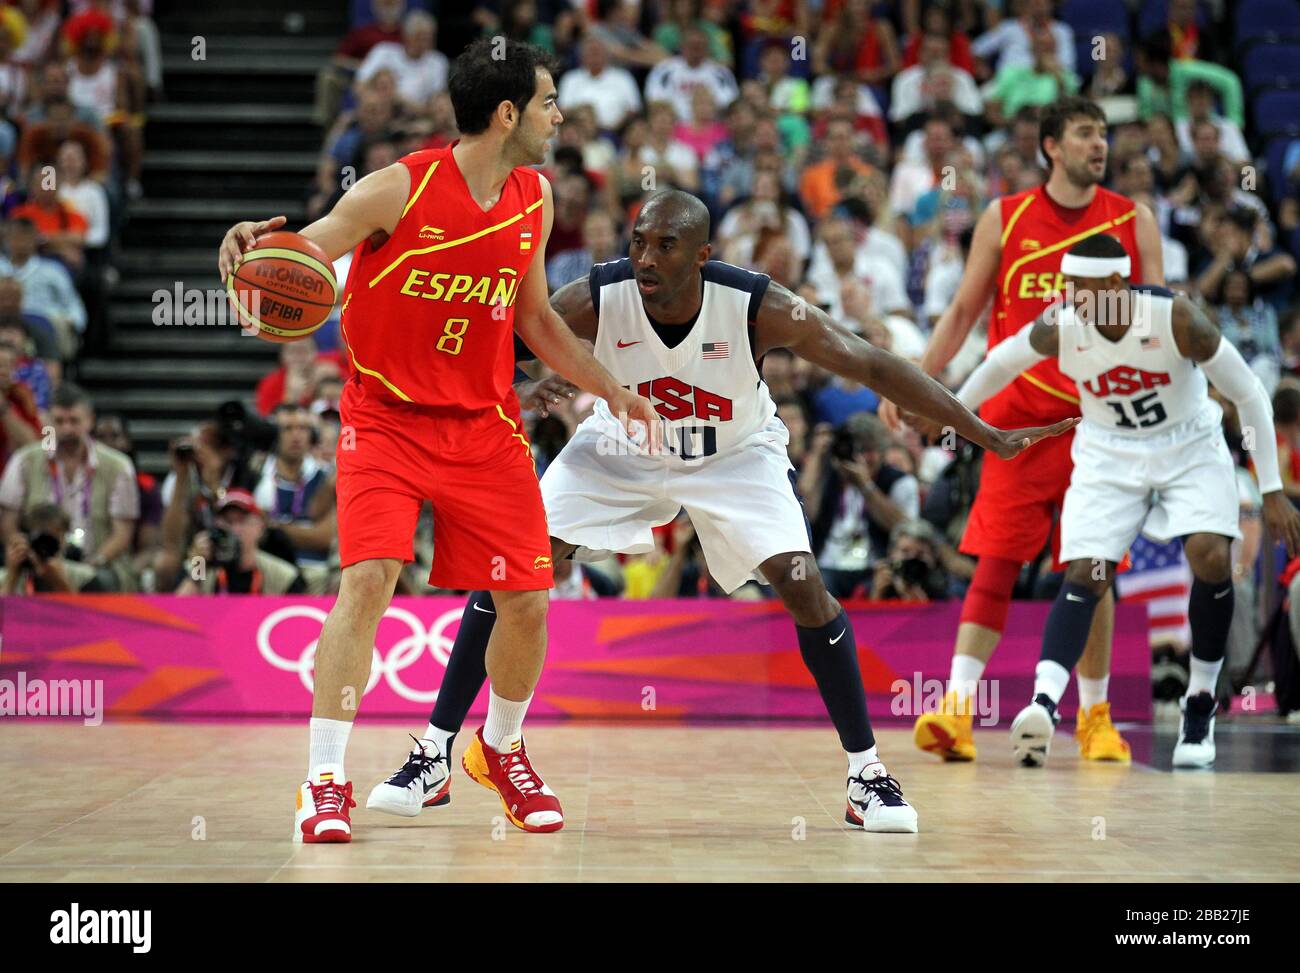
218, 39, 658, 842
881, 97, 1165, 764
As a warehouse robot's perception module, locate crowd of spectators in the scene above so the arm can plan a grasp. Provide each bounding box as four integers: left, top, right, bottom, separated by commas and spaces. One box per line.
0, 2, 160, 440
0, 0, 162, 593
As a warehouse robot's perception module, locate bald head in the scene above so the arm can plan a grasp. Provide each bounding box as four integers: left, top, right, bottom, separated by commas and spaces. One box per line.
635, 189, 711, 249
628, 189, 713, 309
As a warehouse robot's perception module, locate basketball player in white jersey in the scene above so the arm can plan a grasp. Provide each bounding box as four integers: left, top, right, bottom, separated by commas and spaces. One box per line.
942, 234, 1300, 768
366, 189, 1076, 832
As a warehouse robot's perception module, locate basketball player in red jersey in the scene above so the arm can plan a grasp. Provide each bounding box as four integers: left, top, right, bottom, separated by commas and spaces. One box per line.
217, 39, 658, 842
880, 97, 1164, 764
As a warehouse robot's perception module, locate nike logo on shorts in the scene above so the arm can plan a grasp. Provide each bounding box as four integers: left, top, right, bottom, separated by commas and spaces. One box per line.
472, 603, 495, 614
830, 628, 846, 644
1066, 593, 1085, 602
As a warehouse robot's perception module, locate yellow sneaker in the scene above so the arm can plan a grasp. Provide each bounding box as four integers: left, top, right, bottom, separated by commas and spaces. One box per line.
1075, 701, 1132, 763
913, 691, 977, 761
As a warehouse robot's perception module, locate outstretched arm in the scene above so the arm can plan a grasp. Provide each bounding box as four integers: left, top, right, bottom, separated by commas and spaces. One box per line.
955, 315, 1058, 411
754, 281, 1075, 460
1173, 296, 1300, 554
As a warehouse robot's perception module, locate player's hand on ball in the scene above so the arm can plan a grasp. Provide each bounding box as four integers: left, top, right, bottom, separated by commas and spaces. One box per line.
518, 375, 578, 417
983, 417, 1080, 460
217, 215, 288, 282
607, 387, 662, 453
1263, 492, 1300, 557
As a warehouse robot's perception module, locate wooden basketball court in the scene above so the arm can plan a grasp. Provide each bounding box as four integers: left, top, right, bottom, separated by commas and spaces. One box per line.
2, 721, 1297, 882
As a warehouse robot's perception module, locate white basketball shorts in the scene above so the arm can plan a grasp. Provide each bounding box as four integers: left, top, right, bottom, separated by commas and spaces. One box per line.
1059, 409, 1242, 564
540, 416, 813, 593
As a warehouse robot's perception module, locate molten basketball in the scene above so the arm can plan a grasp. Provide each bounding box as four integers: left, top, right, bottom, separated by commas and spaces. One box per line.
226, 231, 337, 342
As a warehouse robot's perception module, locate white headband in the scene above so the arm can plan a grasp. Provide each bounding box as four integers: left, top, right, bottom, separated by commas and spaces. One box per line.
1060, 253, 1131, 278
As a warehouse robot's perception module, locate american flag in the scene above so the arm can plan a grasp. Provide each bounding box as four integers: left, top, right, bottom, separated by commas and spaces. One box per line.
1140, 335, 1161, 349
702, 341, 729, 359
1114, 535, 1191, 647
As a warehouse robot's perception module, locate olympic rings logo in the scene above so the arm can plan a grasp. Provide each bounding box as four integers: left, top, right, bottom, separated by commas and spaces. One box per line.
256, 605, 461, 703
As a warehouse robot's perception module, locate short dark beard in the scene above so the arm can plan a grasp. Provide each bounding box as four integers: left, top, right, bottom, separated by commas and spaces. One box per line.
1065, 157, 1103, 189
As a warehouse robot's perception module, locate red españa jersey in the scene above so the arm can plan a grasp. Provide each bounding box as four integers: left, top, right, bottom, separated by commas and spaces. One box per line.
339, 146, 544, 409
987, 186, 1143, 424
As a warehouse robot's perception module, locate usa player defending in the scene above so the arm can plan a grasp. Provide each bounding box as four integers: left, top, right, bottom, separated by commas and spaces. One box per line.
950, 234, 1300, 768
367, 189, 1077, 832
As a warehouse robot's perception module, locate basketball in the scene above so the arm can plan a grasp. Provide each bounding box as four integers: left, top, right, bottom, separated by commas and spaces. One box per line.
226, 231, 337, 342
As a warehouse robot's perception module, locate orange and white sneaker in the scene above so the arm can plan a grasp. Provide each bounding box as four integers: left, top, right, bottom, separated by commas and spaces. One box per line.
1075, 701, 1132, 763
461, 727, 563, 833
293, 764, 356, 843
912, 690, 977, 761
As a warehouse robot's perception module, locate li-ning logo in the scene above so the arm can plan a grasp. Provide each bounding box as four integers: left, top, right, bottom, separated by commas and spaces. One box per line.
419, 225, 446, 240
1020, 238, 1040, 251
50, 903, 151, 953
534, 555, 552, 570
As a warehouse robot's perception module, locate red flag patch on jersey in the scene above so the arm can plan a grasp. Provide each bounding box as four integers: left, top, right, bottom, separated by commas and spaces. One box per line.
519, 230, 533, 252
702, 341, 729, 359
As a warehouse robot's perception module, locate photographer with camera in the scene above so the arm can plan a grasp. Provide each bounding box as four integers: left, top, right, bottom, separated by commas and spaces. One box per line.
801, 412, 920, 598
175, 488, 305, 596
2, 503, 105, 593
871, 519, 950, 602
254, 404, 335, 582
0, 383, 139, 590
155, 401, 277, 590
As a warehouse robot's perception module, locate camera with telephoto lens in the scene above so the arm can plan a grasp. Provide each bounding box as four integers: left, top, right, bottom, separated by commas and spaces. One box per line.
832, 427, 860, 461
207, 526, 241, 567
27, 531, 60, 562
215, 400, 278, 456
894, 555, 930, 587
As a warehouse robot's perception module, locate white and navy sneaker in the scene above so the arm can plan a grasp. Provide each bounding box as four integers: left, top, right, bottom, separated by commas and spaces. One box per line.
1172, 692, 1217, 768
366, 735, 452, 817
845, 765, 919, 833
1011, 693, 1060, 767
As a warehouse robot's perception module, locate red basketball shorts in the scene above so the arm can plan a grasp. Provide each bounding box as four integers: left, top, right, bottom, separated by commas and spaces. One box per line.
335, 380, 554, 590
960, 413, 1075, 568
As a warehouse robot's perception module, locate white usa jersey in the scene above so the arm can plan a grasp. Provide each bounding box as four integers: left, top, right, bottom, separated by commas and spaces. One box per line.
588, 258, 778, 461
1058, 286, 1220, 437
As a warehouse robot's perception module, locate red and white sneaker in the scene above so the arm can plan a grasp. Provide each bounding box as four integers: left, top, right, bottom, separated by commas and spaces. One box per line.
461, 727, 563, 833
293, 764, 356, 843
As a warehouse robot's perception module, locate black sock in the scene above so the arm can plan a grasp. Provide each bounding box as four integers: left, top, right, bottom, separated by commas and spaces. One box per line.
796, 608, 874, 753
1188, 577, 1234, 664
1040, 582, 1101, 673
428, 591, 495, 733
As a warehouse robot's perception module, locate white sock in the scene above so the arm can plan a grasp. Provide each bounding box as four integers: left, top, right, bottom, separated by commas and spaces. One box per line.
1033, 660, 1071, 705
308, 717, 353, 780
483, 689, 531, 752
847, 745, 878, 777
948, 654, 985, 707
421, 722, 455, 757
1076, 674, 1109, 711
1187, 656, 1224, 698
